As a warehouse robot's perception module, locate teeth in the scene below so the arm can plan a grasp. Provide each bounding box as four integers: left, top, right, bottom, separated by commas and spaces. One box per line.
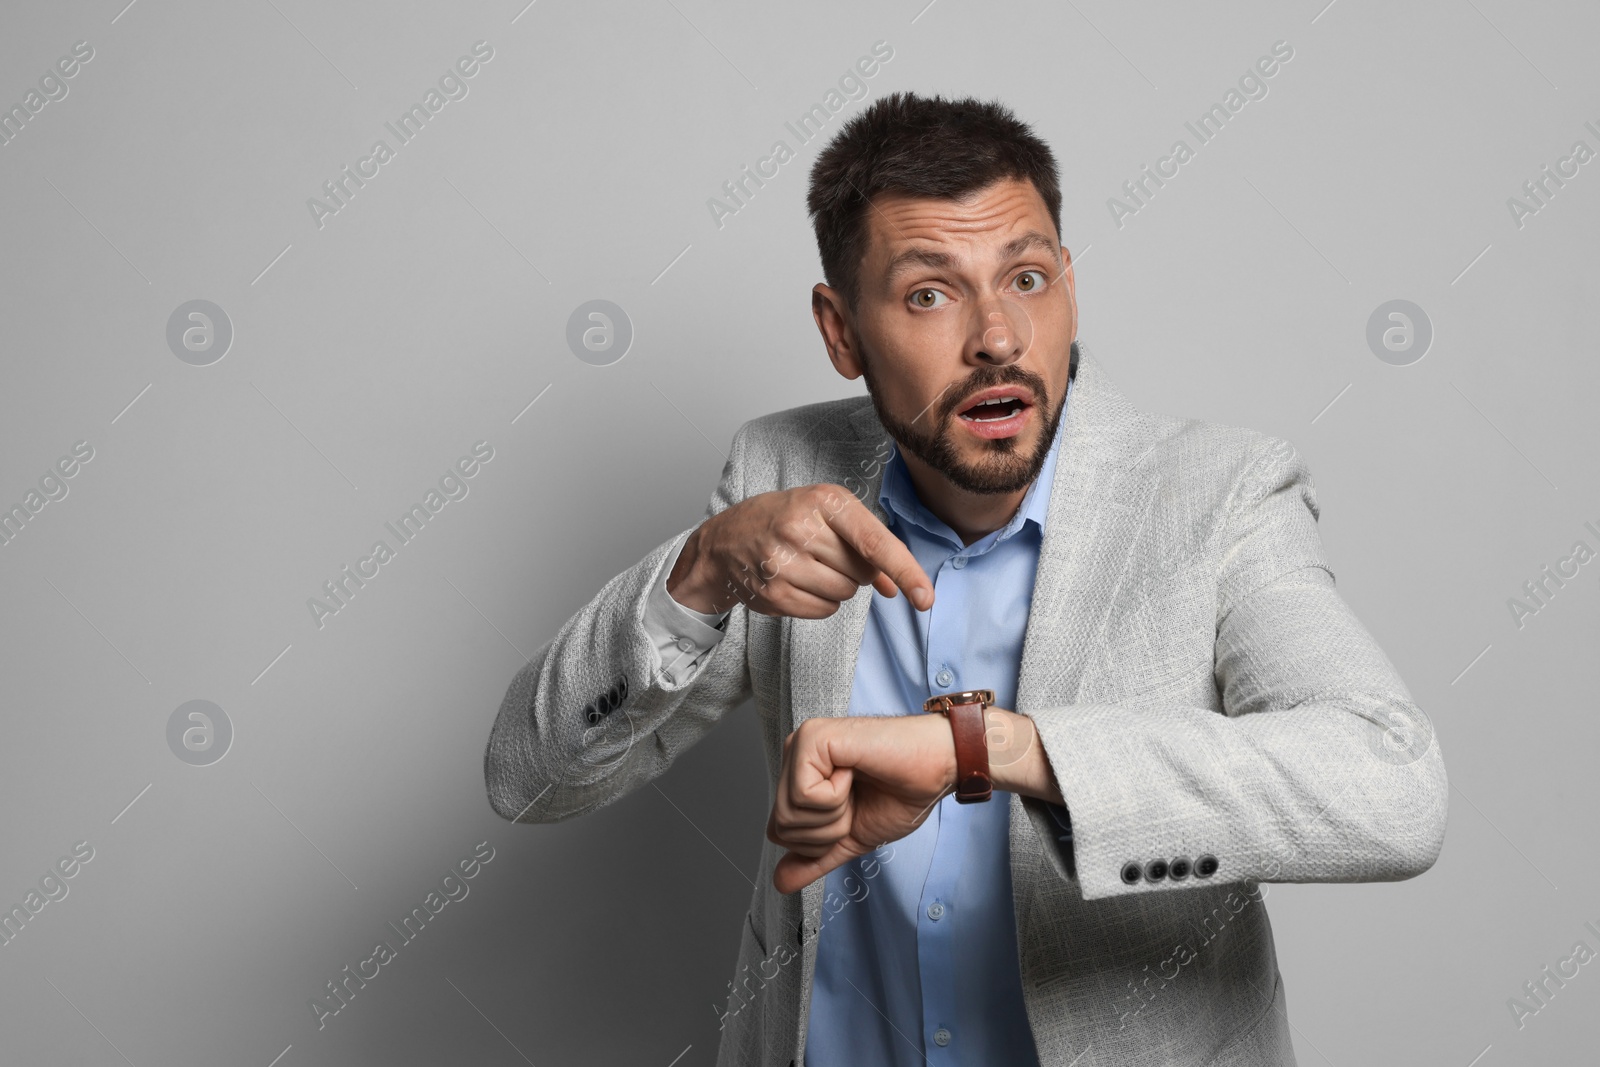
975, 396, 1013, 406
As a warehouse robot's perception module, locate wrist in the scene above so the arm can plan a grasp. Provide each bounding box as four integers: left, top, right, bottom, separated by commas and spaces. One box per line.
667, 524, 725, 614
921, 710, 960, 793
985, 709, 1063, 805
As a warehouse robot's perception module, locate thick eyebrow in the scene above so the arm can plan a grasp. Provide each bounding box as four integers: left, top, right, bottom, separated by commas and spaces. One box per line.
881, 229, 1063, 290
882, 247, 956, 288
1001, 230, 1064, 267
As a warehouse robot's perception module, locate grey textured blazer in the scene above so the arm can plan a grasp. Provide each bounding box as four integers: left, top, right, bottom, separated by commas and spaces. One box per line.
484, 345, 1448, 1066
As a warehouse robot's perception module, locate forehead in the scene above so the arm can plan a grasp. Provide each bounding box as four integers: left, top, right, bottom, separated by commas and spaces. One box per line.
863, 177, 1056, 262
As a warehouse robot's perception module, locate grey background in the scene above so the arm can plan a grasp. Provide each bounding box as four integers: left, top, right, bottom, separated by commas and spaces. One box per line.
1, 0, 1595, 1064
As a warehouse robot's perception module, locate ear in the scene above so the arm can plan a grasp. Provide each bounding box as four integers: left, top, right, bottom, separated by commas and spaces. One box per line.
812, 283, 863, 380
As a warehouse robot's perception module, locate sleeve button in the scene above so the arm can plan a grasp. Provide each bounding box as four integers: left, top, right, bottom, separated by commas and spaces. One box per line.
1144, 858, 1169, 882
1168, 856, 1191, 880
1195, 854, 1219, 878
1120, 861, 1142, 885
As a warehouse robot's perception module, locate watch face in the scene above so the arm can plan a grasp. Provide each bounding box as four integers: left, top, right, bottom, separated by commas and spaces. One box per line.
924, 689, 994, 715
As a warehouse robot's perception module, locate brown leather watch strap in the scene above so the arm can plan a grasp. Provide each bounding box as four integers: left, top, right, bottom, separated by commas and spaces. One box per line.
922, 689, 994, 803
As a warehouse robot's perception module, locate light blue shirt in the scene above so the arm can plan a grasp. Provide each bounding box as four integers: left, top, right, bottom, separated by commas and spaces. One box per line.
804, 376, 1074, 1067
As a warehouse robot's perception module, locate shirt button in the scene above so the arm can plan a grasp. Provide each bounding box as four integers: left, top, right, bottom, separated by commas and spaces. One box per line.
935, 669, 953, 688
933, 1028, 951, 1046
675, 637, 695, 652
926, 901, 944, 920
951, 555, 967, 569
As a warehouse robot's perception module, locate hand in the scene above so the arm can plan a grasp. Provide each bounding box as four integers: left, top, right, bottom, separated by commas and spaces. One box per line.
765, 708, 1063, 894
667, 484, 933, 618
766, 714, 956, 895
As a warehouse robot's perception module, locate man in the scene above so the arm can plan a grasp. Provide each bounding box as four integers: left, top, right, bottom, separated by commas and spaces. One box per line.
485, 92, 1447, 1066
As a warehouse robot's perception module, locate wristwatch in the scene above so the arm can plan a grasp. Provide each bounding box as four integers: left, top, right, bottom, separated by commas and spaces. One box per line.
922, 689, 995, 803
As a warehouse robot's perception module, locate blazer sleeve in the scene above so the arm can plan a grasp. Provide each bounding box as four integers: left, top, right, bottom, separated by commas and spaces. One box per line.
1021, 438, 1449, 900
483, 423, 756, 824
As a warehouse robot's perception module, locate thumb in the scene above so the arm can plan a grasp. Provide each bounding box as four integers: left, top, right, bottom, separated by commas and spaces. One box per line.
773, 839, 858, 895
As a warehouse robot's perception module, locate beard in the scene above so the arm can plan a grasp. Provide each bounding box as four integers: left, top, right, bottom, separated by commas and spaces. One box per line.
860, 355, 1065, 495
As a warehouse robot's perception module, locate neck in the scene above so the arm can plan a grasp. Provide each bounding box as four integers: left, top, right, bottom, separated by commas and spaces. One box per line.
899, 450, 1030, 546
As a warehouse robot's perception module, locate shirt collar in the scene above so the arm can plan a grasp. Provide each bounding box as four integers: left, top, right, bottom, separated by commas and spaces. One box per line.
877, 373, 1072, 551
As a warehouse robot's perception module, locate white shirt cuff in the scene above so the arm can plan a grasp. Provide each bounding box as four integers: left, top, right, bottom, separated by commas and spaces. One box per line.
643, 537, 730, 686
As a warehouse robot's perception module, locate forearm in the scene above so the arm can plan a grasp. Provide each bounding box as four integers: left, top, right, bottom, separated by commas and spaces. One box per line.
487, 421, 755, 825
484, 527, 748, 823
665, 521, 722, 613
1031, 687, 1446, 894
986, 709, 1064, 806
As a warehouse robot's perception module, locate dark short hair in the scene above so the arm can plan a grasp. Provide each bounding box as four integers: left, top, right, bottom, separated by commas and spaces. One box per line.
806, 91, 1062, 311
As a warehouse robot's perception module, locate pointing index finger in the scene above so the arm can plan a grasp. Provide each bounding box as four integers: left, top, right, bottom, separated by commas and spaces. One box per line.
826, 491, 933, 610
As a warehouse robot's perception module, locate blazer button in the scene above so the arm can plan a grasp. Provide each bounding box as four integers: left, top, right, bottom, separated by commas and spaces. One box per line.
1120, 861, 1142, 885
1195, 854, 1219, 878
1144, 858, 1169, 882
1169, 856, 1191, 880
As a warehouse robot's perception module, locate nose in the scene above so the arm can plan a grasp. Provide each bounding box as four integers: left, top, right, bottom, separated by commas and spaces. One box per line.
983, 311, 1011, 352
967, 300, 1027, 366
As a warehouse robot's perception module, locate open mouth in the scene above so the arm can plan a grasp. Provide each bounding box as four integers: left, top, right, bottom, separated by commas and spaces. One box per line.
954, 387, 1035, 439
958, 395, 1029, 422
953, 390, 1030, 422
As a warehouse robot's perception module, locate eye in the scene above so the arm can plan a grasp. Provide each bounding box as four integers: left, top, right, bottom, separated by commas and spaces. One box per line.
1012, 270, 1047, 293
910, 288, 948, 309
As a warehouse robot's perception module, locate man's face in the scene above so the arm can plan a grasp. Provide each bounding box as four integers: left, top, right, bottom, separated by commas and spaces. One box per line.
814, 177, 1078, 495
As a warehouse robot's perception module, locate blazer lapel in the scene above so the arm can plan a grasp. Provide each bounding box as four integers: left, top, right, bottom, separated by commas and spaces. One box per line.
786, 403, 895, 735
1015, 344, 1159, 713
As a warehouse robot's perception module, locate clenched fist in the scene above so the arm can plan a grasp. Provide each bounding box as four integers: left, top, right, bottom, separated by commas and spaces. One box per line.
668, 483, 933, 618
766, 707, 1061, 893
766, 714, 958, 895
